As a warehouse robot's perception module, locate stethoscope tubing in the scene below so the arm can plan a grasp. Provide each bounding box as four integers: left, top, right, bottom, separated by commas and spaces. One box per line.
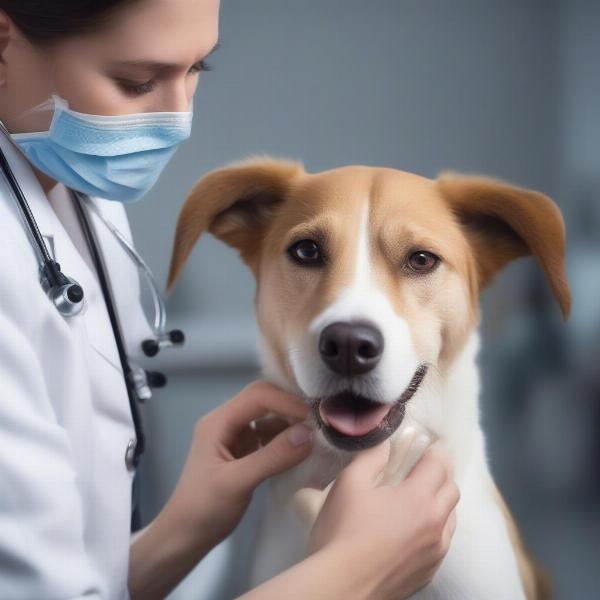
71, 190, 146, 467
85, 199, 166, 333
0, 126, 55, 266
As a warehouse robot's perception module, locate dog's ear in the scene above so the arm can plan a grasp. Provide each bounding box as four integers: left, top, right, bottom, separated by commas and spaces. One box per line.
437, 172, 571, 320
166, 156, 305, 291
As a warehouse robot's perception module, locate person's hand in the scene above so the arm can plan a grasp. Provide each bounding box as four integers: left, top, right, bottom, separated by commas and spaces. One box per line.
308, 440, 460, 600
161, 379, 313, 553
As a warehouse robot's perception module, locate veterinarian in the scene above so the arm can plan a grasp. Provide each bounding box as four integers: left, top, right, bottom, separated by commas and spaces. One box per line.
0, 1, 459, 599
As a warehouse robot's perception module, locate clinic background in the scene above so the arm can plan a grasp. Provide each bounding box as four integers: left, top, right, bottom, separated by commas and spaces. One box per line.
126, 1, 599, 598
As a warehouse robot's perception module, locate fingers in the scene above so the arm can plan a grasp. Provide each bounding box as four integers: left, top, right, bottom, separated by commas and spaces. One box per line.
253, 416, 291, 446
437, 477, 461, 513
218, 380, 310, 443
440, 507, 458, 553
403, 441, 452, 494
229, 416, 297, 458
233, 422, 314, 489
338, 439, 392, 488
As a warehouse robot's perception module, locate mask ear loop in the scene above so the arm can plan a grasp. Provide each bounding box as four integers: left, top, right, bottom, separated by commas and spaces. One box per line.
20, 94, 68, 116
14, 94, 68, 136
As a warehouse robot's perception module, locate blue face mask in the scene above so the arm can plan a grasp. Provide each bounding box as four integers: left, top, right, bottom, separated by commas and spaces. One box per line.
12, 95, 193, 203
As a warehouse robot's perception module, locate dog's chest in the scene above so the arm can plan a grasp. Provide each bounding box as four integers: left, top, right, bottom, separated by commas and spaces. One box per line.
248, 444, 527, 600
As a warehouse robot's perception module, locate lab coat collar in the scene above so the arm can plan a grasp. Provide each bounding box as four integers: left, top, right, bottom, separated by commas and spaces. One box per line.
0, 130, 125, 374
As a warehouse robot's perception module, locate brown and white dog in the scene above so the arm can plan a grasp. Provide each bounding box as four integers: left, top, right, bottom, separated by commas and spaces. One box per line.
166, 157, 570, 600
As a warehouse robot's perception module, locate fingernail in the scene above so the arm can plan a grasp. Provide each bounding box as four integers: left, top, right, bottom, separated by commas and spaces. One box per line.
288, 423, 313, 447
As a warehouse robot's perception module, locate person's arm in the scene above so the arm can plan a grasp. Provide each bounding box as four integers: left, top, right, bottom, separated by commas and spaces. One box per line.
237, 544, 368, 600
128, 381, 314, 599
128, 502, 218, 600
129, 517, 365, 600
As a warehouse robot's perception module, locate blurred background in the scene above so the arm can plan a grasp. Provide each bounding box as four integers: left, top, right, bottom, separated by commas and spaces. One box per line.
128, 1, 600, 598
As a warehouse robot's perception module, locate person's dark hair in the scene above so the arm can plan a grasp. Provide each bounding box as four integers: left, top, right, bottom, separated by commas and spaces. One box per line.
0, 1, 141, 42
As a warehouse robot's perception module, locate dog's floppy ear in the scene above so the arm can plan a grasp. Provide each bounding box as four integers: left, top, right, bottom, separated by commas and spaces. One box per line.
166, 156, 305, 291
437, 173, 571, 320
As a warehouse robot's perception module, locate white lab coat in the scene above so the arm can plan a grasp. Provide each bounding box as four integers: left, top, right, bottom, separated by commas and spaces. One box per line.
0, 132, 155, 598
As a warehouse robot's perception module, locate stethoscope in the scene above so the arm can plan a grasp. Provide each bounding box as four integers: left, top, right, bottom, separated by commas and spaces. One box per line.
0, 122, 184, 473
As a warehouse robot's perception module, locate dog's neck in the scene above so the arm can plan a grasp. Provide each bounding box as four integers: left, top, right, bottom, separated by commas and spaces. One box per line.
407, 328, 485, 483
258, 327, 485, 494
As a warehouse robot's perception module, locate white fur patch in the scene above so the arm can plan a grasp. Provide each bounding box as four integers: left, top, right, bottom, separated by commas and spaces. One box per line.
289, 203, 420, 404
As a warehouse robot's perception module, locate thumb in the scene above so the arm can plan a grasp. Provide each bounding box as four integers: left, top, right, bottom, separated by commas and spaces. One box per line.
339, 439, 392, 488
234, 422, 314, 490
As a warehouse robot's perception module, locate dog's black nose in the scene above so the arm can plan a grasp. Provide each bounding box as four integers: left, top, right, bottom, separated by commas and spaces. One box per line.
319, 321, 384, 376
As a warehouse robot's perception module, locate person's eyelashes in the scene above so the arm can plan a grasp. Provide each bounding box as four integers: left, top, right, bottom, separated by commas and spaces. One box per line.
189, 59, 214, 74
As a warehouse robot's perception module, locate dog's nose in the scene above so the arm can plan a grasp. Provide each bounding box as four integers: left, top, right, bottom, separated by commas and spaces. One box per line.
319, 321, 384, 376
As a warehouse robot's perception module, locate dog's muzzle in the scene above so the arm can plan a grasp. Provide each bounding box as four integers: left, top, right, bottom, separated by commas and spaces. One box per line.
312, 364, 429, 451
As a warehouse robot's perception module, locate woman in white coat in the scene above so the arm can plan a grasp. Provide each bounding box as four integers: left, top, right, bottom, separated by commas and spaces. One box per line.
0, 1, 459, 599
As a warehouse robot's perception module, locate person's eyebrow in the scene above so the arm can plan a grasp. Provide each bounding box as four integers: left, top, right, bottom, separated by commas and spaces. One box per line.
111, 41, 221, 72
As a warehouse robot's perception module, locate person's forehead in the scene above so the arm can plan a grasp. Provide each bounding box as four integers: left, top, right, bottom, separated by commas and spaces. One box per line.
86, 0, 220, 63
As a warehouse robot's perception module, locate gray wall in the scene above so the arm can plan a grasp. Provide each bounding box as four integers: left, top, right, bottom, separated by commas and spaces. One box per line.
126, 1, 599, 598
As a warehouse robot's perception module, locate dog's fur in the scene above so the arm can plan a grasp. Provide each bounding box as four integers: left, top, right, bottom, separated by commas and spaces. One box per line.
167, 157, 569, 599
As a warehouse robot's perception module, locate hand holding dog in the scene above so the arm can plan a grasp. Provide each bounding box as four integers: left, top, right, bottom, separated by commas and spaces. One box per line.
131, 380, 458, 600
307, 440, 460, 600
164, 380, 459, 600
161, 380, 313, 552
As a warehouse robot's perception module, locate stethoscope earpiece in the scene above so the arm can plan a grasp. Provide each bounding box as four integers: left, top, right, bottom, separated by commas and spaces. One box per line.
146, 371, 167, 388
169, 329, 185, 345
141, 328, 185, 357
130, 367, 168, 403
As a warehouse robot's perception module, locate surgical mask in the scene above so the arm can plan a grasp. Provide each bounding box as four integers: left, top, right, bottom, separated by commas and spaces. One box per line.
12, 95, 193, 203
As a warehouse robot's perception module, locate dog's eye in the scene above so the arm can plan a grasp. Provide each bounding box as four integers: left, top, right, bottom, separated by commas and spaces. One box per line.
287, 239, 323, 266
407, 251, 439, 272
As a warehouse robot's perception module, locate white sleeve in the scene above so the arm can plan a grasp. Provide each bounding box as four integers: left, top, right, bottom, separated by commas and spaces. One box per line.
0, 299, 104, 597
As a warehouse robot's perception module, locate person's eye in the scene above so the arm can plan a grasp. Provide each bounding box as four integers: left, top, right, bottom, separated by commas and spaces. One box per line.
188, 59, 214, 75
116, 78, 157, 96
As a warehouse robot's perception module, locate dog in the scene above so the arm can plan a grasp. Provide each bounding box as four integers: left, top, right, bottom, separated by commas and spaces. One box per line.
166, 157, 570, 599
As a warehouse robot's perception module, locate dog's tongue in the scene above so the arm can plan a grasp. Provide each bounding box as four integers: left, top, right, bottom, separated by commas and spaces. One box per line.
319, 396, 391, 437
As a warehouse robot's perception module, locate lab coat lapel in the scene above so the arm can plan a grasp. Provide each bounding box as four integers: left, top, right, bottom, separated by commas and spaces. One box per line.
0, 133, 124, 374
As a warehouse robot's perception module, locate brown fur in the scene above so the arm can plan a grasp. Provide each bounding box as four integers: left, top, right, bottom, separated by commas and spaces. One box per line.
437, 172, 571, 319
488, 481, 553, 600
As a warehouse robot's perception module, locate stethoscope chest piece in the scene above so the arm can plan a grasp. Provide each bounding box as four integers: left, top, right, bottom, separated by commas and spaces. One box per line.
39, 260, 86, 317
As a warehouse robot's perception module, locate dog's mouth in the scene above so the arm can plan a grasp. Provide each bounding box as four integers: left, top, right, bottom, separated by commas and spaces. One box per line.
312, 364, 428, 451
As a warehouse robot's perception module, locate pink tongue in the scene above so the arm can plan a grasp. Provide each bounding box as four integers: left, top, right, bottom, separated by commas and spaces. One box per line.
319, 398, 391, 437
